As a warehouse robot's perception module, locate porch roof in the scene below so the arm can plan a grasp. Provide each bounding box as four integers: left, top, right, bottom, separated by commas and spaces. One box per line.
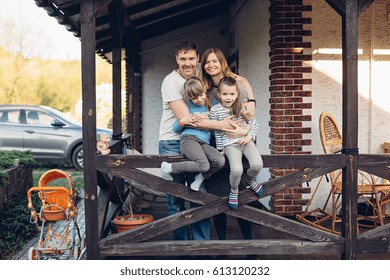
34, 0, 233, 61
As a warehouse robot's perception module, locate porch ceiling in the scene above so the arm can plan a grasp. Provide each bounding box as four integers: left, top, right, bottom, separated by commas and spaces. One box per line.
34, 0, 233, 59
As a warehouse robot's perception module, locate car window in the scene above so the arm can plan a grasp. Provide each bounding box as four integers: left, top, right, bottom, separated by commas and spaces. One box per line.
0, 110, 21, 124
26, 110, 55, 126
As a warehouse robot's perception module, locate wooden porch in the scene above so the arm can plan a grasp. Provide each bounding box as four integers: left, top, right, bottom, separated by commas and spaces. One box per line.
33, 0, 390, 259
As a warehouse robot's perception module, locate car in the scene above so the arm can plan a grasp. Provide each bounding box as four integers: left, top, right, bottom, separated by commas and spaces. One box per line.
0, 104, 112, 170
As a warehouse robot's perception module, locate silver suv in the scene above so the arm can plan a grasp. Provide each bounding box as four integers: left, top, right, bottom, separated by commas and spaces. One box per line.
0, 104, 112, 170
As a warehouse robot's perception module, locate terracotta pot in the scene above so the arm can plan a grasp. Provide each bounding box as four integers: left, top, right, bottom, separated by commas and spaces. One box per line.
113, 214, 154, 233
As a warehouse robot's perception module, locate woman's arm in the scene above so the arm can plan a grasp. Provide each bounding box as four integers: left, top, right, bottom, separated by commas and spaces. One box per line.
236, 75, 255, 119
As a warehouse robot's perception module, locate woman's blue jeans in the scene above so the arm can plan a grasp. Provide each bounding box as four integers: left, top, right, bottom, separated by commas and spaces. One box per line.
159, 140, 210, 240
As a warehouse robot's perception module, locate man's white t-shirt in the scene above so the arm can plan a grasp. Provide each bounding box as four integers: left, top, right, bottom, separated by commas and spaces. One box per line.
159, 70, 186, 141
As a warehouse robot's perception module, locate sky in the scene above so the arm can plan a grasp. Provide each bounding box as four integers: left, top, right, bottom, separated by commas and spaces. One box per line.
0, 0, 81, 60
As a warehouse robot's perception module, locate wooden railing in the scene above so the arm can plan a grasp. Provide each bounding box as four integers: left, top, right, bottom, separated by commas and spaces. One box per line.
87, 153, 390, 258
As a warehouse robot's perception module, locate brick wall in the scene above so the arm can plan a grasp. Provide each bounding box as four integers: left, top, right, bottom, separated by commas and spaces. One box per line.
268, 0, 312, 216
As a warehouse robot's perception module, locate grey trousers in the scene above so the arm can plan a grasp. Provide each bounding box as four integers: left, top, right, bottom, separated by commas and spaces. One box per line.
224, 141, 263, 191
172, 134, 225, 179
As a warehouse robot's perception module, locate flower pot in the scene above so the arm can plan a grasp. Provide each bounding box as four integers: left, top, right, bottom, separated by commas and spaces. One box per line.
113, 214, 154, 233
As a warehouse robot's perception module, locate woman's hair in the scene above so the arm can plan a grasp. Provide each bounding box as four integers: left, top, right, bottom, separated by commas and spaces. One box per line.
199, 48, 236, 91
217, 77, 242, 116
184, 76, 210, 108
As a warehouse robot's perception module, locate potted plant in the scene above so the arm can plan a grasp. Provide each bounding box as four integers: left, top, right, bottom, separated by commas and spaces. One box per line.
112, 183, 154, 233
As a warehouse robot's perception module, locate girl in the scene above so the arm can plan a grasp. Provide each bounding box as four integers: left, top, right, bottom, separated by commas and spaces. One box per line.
160, 77, 225, 191
209, 77, 263, 209
199, 48, 256, 121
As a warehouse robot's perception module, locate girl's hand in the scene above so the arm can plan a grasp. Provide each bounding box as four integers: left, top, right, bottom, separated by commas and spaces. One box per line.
238, 134, 252, 145
192, 112, 208, 122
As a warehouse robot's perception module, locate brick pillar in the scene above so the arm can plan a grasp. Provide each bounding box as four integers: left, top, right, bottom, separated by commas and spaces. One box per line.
268, 0, 312, 216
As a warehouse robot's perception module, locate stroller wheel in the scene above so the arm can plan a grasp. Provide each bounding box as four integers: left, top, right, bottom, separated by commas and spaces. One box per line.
28, 247, 39, 260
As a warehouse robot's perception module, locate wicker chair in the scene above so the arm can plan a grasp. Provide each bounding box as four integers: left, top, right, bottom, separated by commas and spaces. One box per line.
297, 112, 387, 234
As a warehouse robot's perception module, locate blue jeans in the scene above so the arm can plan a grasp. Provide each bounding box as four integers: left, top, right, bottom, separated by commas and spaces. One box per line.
159, 140, 210, 240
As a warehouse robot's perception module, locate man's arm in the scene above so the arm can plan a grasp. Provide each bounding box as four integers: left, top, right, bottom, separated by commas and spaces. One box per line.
169, 99, 190, 119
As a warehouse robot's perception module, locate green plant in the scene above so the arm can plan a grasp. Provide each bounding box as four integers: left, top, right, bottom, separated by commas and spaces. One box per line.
0, 151, 36, 170
0, 193, 40, 259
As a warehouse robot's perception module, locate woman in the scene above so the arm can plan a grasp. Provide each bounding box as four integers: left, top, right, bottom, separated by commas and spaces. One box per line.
199, 47, 256, 120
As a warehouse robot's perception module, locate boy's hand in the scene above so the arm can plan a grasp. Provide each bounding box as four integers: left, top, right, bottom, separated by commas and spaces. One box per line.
179, 114, 194, 127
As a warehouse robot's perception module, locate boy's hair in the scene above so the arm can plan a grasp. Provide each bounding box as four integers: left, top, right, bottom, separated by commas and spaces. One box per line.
184, 77, 210, 108
217, 77, 242, 116
176, 41, 198, 56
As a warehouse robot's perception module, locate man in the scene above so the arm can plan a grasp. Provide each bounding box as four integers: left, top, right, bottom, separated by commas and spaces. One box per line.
158, 41, 209, 240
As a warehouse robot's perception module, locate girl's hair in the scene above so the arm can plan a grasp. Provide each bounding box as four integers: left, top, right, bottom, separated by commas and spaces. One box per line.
199, 48, 236, 91
184, 76, 210, 108
217, 77, 242, 116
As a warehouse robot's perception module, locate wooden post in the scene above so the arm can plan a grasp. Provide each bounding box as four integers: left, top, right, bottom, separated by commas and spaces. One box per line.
109, 1, 123, 151
341, 0, 359, 260
80, 0, 99, 260
125, 35, 141, 151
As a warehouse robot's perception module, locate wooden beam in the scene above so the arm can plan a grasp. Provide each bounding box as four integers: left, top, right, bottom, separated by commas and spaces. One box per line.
93, 0, 112, 18
80, 0, 99, 260
127, 41, 142, 151
108, 1, 123, 147
358, 223, 390, 241
230, 205, 343, 242
358, 0, 375, 15
358, 240, 390, 253
99, 239, 343, 257
358, 154, 390, 181
325, 0, 346, 16
96, 154, 347, 169
325, 0, 374, 16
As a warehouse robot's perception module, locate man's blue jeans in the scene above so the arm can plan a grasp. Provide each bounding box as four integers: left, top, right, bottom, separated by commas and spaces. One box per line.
159, 140, 210, 240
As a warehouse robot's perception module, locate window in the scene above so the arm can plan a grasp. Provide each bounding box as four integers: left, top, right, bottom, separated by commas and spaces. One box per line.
0, 110, 21, 124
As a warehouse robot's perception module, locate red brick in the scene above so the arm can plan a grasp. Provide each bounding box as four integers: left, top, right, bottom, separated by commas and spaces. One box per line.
294, 103, 312, 109
285, 85, 303, 91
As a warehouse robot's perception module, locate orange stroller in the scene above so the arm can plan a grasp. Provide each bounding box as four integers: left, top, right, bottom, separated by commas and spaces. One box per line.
27, 169, 85, 260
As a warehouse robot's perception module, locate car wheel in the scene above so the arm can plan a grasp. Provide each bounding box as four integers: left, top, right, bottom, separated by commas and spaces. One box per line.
71, 145, 83, 170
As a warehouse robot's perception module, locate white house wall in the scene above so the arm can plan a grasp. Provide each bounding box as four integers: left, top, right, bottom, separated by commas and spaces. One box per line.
140, 16, 230, 154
